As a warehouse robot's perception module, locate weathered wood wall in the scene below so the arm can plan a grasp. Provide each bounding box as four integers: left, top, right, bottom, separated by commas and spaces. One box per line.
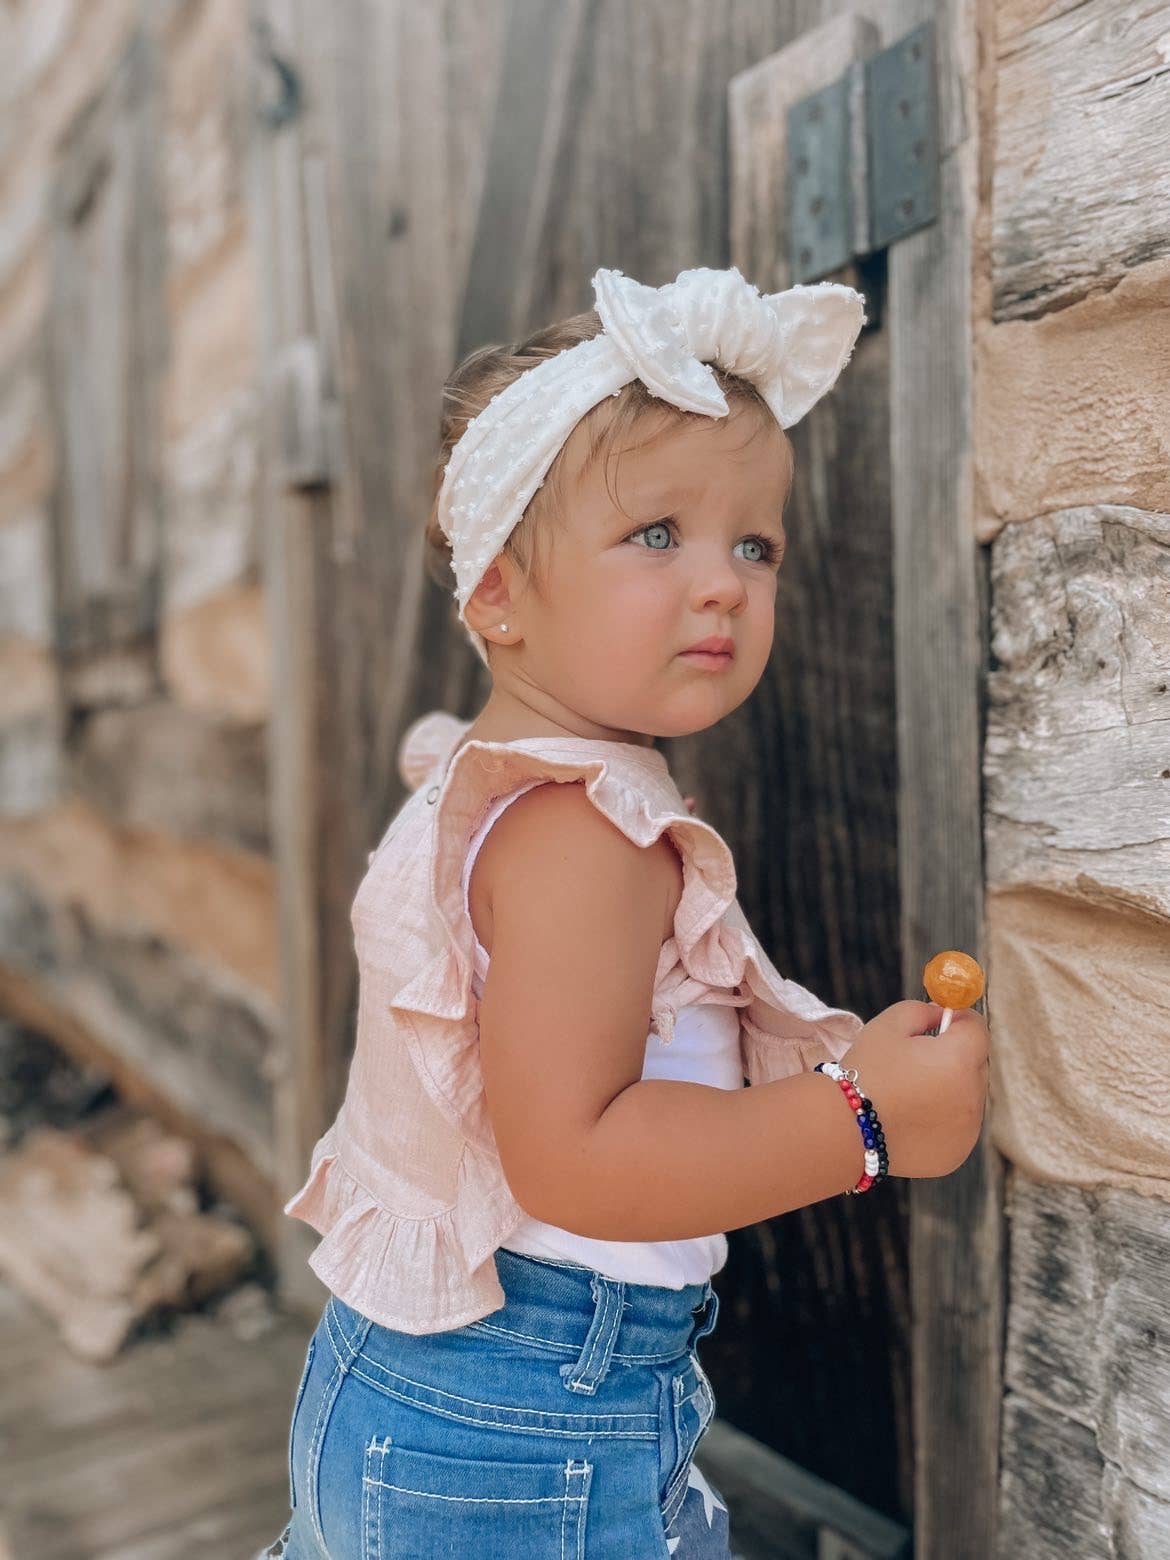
0, 0, 277, 1236
977, 0, 1170, 1551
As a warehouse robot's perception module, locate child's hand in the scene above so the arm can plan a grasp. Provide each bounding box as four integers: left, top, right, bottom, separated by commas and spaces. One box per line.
837, 999, 990, 1179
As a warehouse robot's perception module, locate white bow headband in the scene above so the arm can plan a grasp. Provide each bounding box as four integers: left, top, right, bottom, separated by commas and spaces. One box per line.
437, 265, 867, 665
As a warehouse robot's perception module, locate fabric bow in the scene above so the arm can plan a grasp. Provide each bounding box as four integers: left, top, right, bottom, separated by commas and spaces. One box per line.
592, 265, 867, 429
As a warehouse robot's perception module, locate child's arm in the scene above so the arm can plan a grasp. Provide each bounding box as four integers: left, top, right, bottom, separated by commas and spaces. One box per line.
574, 1003, 983, 1239
475, 781, 989, 1241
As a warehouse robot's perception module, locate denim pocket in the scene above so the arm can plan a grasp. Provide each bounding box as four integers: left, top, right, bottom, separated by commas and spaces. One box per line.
662, 1356, 716, 1532
287, 1333, 317, 1508
362, 1435, 592, 1560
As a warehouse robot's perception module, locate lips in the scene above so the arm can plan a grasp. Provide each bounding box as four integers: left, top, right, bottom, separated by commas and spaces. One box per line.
682, 636, 734, 656
679, 638, 735, 671
680, 649, 733, 667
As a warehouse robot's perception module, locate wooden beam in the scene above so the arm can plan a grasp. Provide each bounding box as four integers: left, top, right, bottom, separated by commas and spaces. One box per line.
882, 3, 1006, 1555
998, 1174, 1170, 1553
246, 0, 332, 1316
456, 0, 597, 356
727, 19, 911, 1524
698, 1416, 911, 1560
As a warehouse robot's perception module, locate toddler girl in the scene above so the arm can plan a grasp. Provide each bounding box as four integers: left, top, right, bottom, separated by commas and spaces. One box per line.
260, 266, 991, 1559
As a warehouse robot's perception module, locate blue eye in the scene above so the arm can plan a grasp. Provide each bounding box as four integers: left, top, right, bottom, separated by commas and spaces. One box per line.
635, 522, 673, 552
737, 537, 771, 564
626, 519, 784, 567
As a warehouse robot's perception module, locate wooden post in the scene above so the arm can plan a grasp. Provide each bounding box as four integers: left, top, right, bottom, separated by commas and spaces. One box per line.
246, 0, 336, 1313
882, 3, 1006, 1556
727, 10, 915, 1522
730, 4, 1004, 1550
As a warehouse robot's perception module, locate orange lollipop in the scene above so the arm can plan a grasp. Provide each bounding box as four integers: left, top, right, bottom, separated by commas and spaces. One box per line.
923, 950, 985, 1034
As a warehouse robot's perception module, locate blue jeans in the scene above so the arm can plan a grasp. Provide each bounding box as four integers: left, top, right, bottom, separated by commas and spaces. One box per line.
258, 1247, 732, 1557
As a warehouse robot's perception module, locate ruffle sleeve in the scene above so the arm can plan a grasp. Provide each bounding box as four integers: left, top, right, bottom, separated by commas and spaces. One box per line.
396, 709, 472, 791
645, 835, 864, 1083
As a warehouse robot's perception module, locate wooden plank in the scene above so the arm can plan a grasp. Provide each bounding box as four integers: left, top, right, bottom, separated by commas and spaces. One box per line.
246, 0, 339, 1316
998, 1393, 1109, 1560
163, 384, 262, 612
879, 1, 1006, 1555
992, 0, 1170, 321
0, 707, 60, 815
456, 0, 597, 355
69, 699, 270, 853
90, 1475, 293, 1560
44, 24, 167, 662
727, 20, 910, 1526
697, 1416, 911, 1560
525, 0, 798, 319
0, 1277, 312, 1560
1003, 1173, 1170, 1502
999, 1173, 1170, 1554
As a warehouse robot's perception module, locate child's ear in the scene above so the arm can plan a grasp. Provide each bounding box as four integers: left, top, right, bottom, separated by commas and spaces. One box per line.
463, 558, 520, 638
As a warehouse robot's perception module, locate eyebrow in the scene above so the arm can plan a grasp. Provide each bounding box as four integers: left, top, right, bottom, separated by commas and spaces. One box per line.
626, 481, 691, 507
629, 482, 786, 514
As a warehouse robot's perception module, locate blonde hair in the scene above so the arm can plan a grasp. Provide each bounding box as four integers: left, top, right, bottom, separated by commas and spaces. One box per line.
423, 309, 781, 639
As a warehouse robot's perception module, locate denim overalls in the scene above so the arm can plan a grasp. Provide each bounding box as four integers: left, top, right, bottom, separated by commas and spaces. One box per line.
258, 1247, 732, 1558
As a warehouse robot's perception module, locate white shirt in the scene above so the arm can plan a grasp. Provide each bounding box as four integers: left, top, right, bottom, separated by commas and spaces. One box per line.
462, 783, 743, 1288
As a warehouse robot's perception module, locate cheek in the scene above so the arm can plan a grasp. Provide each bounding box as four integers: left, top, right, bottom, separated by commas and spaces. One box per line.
591, 556, 678, 625
753, 609, 775, 665
749, 583, 777, 642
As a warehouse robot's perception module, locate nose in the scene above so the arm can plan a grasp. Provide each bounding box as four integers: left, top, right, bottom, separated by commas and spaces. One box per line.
688, 546, 749, 616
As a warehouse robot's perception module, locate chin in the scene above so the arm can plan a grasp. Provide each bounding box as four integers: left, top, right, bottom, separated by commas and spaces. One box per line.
655, 706, 739, 740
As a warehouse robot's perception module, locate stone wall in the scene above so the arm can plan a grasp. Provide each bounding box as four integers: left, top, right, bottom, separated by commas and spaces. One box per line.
976, 1, 1170, 1551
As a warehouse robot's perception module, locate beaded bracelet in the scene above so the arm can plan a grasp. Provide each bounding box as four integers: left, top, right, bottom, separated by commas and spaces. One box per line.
814, 1061, 890, 1194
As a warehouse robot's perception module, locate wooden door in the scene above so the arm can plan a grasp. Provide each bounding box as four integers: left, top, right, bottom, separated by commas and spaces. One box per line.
249, 2, 997, 1554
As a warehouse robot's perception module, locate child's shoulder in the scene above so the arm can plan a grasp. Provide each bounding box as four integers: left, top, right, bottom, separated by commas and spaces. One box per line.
471, 774, 685, 951
381, 708, 733, 945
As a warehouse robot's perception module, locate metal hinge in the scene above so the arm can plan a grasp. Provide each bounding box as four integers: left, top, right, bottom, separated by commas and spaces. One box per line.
270, 336, 338, 492
787, 19, 939, 283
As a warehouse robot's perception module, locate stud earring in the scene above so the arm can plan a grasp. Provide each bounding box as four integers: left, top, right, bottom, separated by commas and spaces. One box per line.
498, 623, 509, 633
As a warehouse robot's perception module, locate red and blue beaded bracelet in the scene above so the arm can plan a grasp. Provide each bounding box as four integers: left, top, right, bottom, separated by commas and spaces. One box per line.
814, 1061, 889, 1194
